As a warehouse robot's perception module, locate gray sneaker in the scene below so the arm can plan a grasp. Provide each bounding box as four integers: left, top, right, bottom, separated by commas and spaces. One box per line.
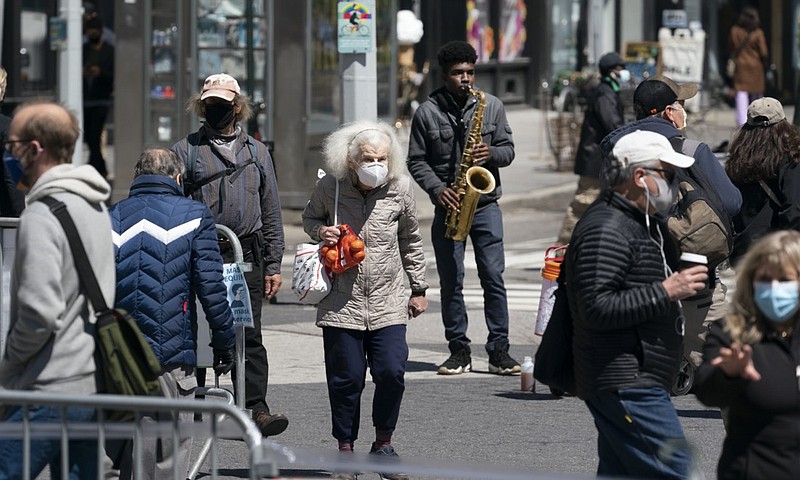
369, 444, 409, 480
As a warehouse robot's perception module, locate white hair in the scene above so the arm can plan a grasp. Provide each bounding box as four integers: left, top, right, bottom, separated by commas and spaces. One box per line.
321, 120, 406, 181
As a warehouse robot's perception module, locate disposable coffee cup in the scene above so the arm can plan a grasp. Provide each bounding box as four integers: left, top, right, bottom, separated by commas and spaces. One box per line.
679, 253, 709, 290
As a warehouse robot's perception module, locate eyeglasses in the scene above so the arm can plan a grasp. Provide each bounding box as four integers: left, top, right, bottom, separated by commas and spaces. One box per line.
643, 167, 676, 183
4, 139, 31, 152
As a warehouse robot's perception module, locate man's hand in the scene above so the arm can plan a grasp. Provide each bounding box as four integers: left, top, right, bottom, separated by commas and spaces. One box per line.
437, 187, 460, 211
472, 143, 491, 165
213, 348, 235, 376
264, 273, 282, 299
662, 265, 707, 301
710, 343, 761, 381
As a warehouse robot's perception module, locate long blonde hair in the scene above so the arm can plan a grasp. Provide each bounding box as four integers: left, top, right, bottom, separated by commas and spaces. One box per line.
727, 230, 800, 343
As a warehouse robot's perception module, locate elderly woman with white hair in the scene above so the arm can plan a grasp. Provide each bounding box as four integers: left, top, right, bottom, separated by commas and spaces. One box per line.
302, 120, 428, 477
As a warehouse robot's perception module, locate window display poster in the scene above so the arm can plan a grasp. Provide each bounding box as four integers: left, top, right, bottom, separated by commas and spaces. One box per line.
337, 2, 375, 53
467, 0, 494, 62
623, 41, 661, 83
499, 0, 526, 62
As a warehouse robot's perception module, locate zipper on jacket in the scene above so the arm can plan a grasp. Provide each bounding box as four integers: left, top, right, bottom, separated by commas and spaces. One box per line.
362, 196, 370, 329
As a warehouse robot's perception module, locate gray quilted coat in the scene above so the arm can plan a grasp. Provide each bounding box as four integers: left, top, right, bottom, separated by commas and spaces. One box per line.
302, 173, 428, 330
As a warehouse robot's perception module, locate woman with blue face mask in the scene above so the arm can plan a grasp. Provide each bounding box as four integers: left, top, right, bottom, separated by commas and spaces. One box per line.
693, 229, 800, 480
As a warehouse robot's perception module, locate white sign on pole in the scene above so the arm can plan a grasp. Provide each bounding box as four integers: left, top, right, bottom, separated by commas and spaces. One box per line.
337, 1, 375, 53
223, 263, 254, 328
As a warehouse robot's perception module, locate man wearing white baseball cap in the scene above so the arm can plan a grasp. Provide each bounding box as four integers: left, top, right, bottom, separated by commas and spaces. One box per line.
172, 73, 288, 437
565, 130, 707, 478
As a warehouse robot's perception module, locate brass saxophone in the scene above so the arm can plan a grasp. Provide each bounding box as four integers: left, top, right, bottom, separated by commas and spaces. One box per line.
444, 87, 496, 241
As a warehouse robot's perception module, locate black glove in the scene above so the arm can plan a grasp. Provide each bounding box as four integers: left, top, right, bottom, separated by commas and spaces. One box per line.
212, 348, 235, 376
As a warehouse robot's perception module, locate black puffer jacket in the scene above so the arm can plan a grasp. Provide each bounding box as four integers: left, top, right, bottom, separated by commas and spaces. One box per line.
566, 190, 683, 400
573, 78, 624, 178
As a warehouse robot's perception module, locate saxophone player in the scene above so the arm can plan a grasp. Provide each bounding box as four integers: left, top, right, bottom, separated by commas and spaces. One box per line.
407, 41, 519, 376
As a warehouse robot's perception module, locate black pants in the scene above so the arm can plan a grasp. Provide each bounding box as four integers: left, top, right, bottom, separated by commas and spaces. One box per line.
84, 105, 108, 177
220, 235, 271, 414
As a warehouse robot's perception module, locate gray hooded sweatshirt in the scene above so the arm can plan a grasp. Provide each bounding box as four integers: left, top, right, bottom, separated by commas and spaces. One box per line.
0, 164, 115, 393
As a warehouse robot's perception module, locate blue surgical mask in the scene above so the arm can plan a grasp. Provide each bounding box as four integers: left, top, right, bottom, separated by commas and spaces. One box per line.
3, 153, 25, 188
617, 69, 631, 84
754, 280, 800, 323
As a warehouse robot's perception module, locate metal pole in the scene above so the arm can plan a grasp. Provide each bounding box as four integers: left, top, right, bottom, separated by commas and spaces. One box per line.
340, 2, 378, 123
59, 0, 84, 164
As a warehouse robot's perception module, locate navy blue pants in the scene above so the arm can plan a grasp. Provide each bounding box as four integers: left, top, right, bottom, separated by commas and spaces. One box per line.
432, 202, 510, 354
322, 325, 408, 443
586, 387, 691, 479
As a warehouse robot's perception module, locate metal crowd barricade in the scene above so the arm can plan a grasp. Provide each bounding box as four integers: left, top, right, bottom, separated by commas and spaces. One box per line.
214, 224, 249, 411
0, 217, 20, 358
0, 389, 285, 480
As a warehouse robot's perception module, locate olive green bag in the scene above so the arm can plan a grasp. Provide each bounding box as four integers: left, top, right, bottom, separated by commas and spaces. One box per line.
42, 198, 162, 405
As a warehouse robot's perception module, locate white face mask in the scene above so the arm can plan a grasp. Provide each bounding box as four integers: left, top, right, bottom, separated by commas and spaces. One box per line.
642, 173, 678, 215
616, 69, 631, 84
356, 162, 388, 188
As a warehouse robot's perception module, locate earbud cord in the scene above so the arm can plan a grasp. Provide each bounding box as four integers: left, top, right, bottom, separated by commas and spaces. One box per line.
644, 178, 684, 336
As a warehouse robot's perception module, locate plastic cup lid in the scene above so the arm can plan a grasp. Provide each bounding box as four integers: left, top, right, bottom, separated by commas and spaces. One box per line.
679, 252, 708, 264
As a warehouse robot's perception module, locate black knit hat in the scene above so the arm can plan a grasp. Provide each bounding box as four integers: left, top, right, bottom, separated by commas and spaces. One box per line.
598, 52, 625, 75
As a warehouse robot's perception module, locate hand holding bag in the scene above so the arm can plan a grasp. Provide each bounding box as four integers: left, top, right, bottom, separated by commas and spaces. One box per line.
292, 180, 339, 304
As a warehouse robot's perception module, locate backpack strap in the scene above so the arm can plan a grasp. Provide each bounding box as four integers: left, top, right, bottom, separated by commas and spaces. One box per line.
184, 131, 200, 197
39, 197, 109, 315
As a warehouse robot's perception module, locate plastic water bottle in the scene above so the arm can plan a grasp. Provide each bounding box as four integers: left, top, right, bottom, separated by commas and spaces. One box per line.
521, 356, 535, 392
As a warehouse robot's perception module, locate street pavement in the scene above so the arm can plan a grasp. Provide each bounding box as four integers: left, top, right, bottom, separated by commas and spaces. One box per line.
188, 104, 758, 479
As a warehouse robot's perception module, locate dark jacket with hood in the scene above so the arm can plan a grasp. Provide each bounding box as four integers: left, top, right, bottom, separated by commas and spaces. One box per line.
600, 117, 742, 217
407, 85, 514, 209
574, 77, 625, 178
566, 189, 683, 399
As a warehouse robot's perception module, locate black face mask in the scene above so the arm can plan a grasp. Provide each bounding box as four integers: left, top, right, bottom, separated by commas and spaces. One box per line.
204, 103, 235, 130
88, 35, 102, 44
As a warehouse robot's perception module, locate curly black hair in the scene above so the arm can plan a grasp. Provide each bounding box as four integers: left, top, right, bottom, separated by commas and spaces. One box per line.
437, 41, 478, 69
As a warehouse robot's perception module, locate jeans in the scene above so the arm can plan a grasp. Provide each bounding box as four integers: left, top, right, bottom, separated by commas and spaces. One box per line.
735, 91, 763, 126
323, 325, 408, 444
432, 202, 510, 354
585, 387, 691, 479
0, 405, 98, 480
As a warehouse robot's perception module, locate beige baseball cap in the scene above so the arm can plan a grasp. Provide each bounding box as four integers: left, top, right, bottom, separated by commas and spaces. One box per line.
746, 97, 785, 127
200, 73, 240, 101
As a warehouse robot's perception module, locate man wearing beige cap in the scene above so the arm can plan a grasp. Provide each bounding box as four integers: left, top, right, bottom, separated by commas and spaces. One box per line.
567, 130, 706, 479
172, 73, 288, 437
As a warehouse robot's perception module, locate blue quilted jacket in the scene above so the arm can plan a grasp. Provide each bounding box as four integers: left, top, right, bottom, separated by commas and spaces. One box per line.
109, 175, 235, 367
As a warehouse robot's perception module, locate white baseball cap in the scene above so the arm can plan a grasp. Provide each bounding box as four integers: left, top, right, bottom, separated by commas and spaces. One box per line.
612, 130, 695, 169
200, 73, 240, 101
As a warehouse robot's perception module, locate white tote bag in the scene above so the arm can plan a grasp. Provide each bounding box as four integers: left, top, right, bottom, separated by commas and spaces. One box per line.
292, 180, 338, 304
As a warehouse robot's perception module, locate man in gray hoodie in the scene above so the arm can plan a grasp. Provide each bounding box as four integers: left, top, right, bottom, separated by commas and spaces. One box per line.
0, 102, 115, 479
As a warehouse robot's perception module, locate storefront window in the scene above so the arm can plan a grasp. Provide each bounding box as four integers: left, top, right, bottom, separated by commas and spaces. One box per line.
498, 0, 527, 61
20, 2, 55, 95
551, 0, 581, 75
467, 0, 494, 62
